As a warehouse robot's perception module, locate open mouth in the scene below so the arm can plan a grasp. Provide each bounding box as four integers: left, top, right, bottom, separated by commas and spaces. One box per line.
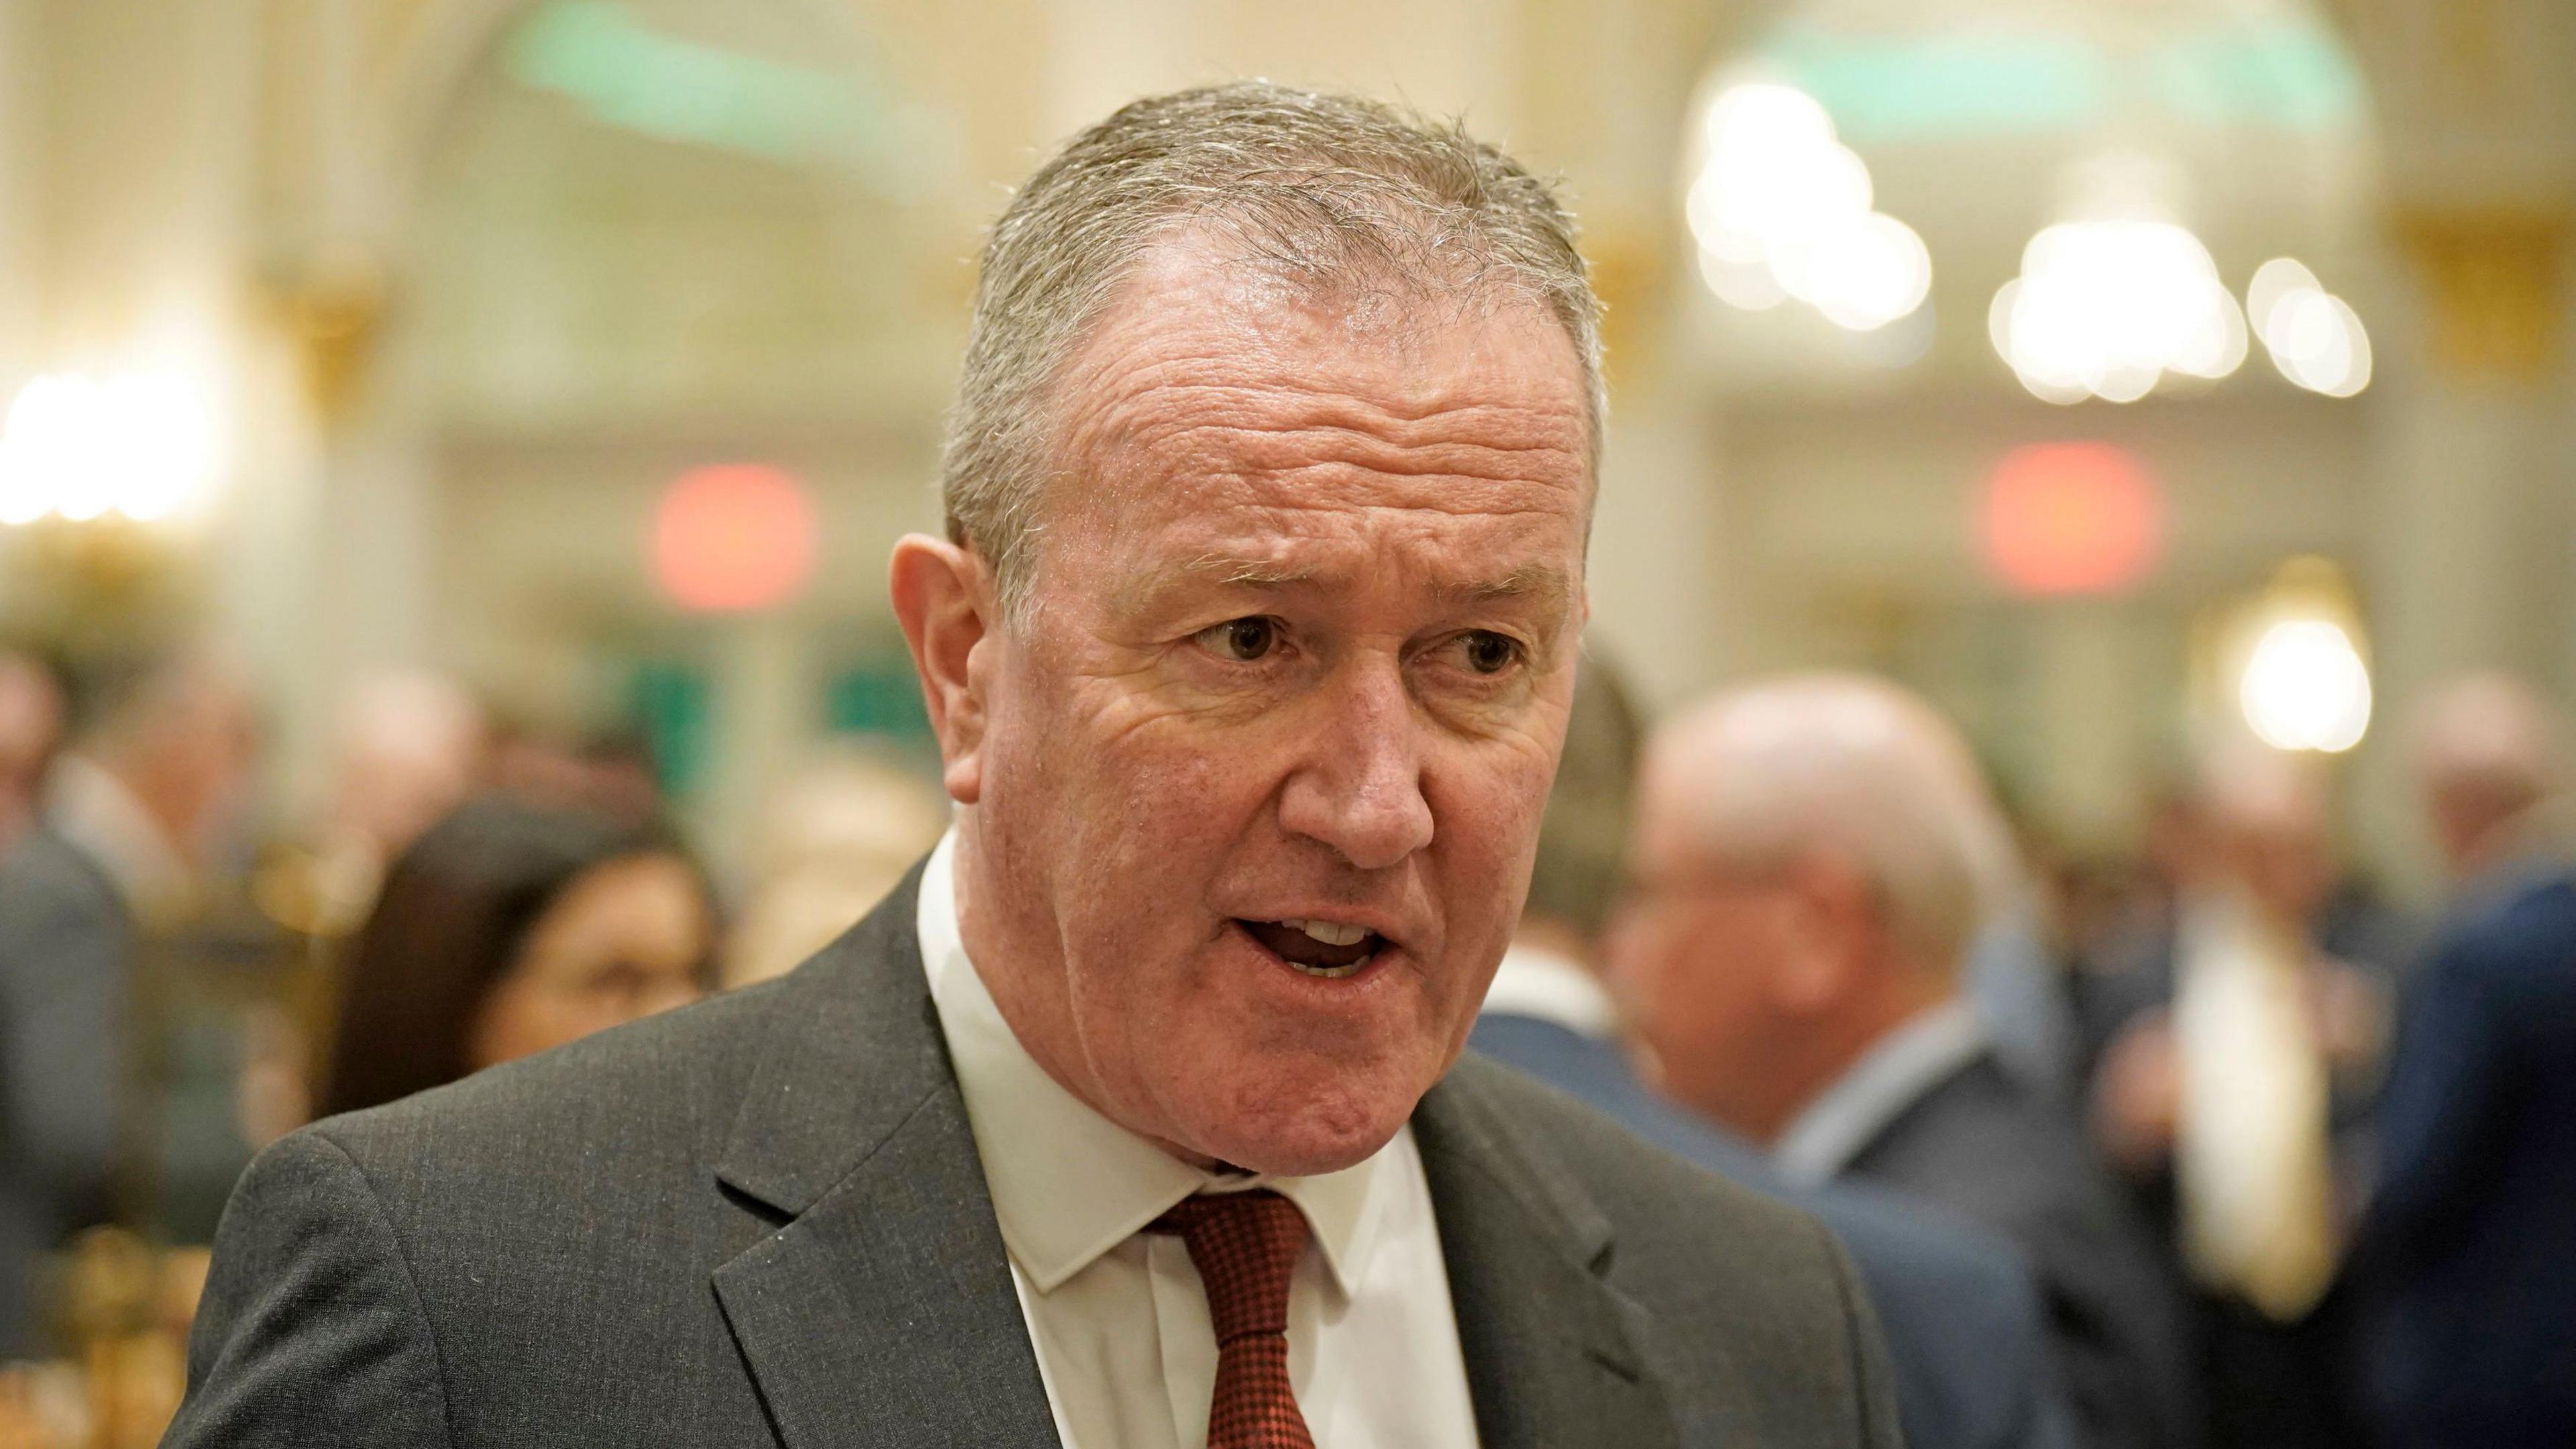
1234, 918, 1388, 979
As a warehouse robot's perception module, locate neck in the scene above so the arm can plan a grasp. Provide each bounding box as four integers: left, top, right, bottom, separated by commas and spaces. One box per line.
2452, 803, 2552, 882
948, 819, 1229, 1174
105, 758, 191, 857
1745, 974, 1955, 1147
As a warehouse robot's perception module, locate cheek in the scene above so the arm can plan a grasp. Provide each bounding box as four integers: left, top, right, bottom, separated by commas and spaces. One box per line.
1426, 739, 1558, 894
470, 980, 572, 1069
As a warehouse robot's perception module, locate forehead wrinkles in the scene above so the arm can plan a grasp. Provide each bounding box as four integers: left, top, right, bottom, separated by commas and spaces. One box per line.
1050, 241, 1585, 480
1099, 382, 1586, 486
1053, 359, 1589, 557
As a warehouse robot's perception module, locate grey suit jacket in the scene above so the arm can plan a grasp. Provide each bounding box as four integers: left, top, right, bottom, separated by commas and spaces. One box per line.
167, 872, 1901, 1448
0, 826, 133, 1356
1847, 1051, 2200, 1449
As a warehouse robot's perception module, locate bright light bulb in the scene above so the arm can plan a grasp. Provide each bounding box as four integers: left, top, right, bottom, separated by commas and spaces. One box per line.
2247, 258, 2322, 340
1994, 216, 2239, 402
1703, 83, 1835, 161
2241, 619, 2373, 753
1810, 213, 1933, 331
103, 372, 216, 521
1686, 80, 1930, 337
3, 376, 113, 521
0, 368, 221, 525
2250, 258, 2371, 398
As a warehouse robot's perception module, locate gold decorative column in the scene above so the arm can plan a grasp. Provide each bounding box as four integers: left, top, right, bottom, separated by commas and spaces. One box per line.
2392, 208, 2567, 384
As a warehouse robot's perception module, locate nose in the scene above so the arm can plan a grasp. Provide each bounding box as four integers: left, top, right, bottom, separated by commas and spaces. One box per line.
1277, 659, 1435, 871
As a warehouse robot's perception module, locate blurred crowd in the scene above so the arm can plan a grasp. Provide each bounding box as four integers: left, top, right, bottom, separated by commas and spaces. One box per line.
2, 635, 2571, 1449
0, 643, 947, 1448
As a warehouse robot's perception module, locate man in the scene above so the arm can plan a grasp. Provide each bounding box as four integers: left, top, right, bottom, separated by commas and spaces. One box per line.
1613, 674, 2200, 1449
0, 649, 64, 852
2348, 673, 2576, 1448
169, 85, 1898, 1448
2089, 745, 2394, 1449
1472, 659, 2074, 1449
0, 648, 256, 1355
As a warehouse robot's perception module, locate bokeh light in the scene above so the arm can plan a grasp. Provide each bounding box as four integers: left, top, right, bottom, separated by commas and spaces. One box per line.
2247, 257, 2371, 397
0, 370, 221, 525
1983, 441, 2165, 595
651, 463, 818, 614
2240, 617, 2372, 752
1686, 81, 1931, 333
1992, 219, 2247, 404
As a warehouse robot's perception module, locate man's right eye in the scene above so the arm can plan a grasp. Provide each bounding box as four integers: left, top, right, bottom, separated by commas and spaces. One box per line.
1196, 616, 1279, 662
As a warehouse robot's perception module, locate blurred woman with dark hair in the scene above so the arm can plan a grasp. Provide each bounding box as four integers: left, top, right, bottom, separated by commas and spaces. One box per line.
321, 796, 716, 1118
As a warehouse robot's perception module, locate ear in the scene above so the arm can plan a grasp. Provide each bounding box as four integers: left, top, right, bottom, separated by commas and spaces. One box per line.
890, 534, 998, 806
1771, 854, 1877, 1014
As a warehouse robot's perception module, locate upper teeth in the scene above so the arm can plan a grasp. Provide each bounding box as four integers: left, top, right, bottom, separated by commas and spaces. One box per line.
1284, 918, 1370, 947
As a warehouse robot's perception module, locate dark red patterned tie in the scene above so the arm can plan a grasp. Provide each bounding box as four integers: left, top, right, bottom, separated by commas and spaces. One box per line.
1150, 1190, 1318, 1449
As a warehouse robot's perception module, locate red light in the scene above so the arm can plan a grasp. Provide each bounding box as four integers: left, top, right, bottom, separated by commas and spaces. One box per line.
1983, 443, 2163, 596
652, 464, 818, 613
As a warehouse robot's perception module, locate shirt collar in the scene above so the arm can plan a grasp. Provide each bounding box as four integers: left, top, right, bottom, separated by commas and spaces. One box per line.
1481, 940, 1620, 1039
915, 829, 1393, 1298
1774, 998, 1988, 1189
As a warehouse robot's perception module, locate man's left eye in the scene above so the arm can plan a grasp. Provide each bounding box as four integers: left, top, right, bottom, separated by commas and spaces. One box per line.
1458, 631, 1522, 676
1195, 616, 1279, 662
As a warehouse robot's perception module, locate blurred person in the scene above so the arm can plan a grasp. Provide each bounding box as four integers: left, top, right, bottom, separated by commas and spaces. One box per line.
245, 670, 489, 955
2084, 753, 2405, 1104
1473, 657, 2076, 1449
1614, 673, 2200, 1449
723, 746, 950, 989
0, 651, 65, 853
319, 669, 486, 875
0, 650, 255, 1358
171, 85, 1901, 1448
2345, 673, 2576, 1449
1962, 851, 2086, 1107
2089, 747, 2394, 1449
489, 720, 664, 828
320, 796, 715, 1117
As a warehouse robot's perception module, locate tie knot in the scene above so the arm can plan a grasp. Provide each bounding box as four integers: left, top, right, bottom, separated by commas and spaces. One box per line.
1150, 1189, 1310, 1343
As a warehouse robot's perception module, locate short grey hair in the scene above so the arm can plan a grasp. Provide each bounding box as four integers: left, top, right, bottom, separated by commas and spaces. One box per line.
1654, 674, 2017, 970
941, 80, 1604, 615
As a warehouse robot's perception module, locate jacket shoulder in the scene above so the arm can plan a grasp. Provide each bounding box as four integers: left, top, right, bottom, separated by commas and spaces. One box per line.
0, 828, 123, 934
2440, 877, 2576, 989
1440, 1053, 1856, 1287
309, 963, 806, 1192
1434, 1057, 1901, 1446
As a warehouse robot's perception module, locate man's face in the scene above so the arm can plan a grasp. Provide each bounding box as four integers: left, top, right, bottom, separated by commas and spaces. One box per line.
1605, 786, 1803, 1138
948, 244, 1591, 1175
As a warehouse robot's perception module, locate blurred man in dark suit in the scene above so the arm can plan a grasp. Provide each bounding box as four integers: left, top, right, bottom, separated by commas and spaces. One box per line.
1472, 657, 2074, 1449
0, 648, 255, 1355
1614, 673, 2202, 1449
2350, 673, 2576, 1449
169, 85, 1900, 1448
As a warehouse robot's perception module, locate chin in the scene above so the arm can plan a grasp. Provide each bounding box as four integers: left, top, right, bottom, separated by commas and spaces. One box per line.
1174, 1056, 1433, 1178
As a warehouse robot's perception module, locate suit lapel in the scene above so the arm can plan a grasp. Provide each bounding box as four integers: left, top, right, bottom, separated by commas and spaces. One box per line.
709, 869, 1061, 1449
703, 870, 1680, 1448
1414, 1059, 1681, 1449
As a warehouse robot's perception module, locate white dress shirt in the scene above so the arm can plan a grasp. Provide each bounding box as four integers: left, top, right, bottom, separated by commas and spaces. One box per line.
1479, 942, 1621, 1040
915, 833, 1483, 1449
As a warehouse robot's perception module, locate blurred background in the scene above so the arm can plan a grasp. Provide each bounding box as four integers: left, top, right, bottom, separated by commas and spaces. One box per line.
0, 0, 2567, 1443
